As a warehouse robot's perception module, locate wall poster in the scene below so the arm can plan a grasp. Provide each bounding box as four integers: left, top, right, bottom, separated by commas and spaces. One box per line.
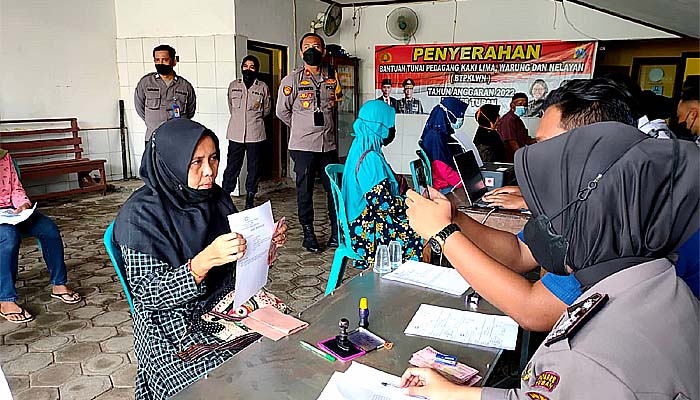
375, 40, 596, 117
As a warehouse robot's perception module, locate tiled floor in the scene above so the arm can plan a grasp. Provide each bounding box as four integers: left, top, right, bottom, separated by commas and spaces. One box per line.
1, 179, 361, 399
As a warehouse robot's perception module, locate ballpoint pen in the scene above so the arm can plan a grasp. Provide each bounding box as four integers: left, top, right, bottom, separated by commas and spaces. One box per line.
381, 382, 428, 399
299, 340, 336, 362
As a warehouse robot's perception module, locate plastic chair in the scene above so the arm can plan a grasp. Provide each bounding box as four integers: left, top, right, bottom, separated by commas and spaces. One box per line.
324, 164, 363, 296
103, 221, 134, 312
11, 158, 43, 251
416, 141, 433, 186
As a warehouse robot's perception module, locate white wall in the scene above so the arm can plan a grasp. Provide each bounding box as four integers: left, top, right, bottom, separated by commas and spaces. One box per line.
0, 0, 120, 128
336, 0, 676, 173
115, 0, 235, 38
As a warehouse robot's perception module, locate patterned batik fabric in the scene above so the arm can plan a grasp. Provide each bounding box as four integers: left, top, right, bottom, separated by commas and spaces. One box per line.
349, 179, 424, 268
121, 246, 248, 400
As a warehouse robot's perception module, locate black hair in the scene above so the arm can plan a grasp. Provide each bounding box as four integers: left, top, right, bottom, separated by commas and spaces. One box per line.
242, 55, 260, 71
680, 78, 699, 102
640, 90, 674, 121
153, 44, 176, 60
512, 92, 528, 102
475, 104, 500, 126
542, 78, 636, 130
299, 33, 325, 50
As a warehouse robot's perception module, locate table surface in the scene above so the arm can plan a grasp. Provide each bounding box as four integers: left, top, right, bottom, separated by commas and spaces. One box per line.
174, 271, 505, 400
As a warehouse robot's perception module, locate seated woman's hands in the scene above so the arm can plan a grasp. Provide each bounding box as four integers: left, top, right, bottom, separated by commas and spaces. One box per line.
12, 202, 31, 214
405, 187, 453, 239
482, 186, 527, 210
190, 233, 246, 280
271, 219, 288, 247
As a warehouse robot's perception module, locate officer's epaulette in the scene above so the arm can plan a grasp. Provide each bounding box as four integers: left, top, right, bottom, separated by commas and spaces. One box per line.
545, 292, 608, 346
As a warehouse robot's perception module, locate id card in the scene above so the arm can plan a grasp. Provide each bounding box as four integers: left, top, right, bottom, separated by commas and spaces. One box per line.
172, 104, 181, 118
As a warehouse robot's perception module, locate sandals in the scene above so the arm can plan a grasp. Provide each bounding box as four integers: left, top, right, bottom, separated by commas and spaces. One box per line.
50, 291, 83, 304
0, 306, 35, 324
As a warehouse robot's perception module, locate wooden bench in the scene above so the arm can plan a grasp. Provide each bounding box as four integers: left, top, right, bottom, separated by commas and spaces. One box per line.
0, 118, 107, 201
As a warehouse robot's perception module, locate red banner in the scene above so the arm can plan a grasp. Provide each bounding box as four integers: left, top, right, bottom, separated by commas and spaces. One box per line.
375, 40, 596, 116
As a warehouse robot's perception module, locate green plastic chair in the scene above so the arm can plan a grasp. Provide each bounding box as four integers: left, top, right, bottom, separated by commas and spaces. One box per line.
103, 221, 134, 313
324, 164, 363, 296
416, 141, 433, 186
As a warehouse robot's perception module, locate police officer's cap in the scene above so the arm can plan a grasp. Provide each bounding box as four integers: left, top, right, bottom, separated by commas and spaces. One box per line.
403, 78, 415, 88
381, 78, 392, 87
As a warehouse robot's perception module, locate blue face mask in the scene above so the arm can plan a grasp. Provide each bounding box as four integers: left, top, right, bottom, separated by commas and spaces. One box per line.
440, 104, 464, 130
451, 118, 464, 130
515, 106, 527, 117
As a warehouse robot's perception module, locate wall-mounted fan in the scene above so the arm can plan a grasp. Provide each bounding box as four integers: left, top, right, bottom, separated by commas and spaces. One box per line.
386, 7, 419, 43
310, 3, 342, 36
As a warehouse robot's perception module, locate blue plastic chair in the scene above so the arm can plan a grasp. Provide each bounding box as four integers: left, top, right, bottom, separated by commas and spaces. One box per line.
103, 221, 134, 312
324, 164, 363, 296
416, 141, 433, 186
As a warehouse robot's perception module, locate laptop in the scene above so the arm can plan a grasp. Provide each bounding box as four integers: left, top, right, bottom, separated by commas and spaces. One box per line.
452, 151, 491, 208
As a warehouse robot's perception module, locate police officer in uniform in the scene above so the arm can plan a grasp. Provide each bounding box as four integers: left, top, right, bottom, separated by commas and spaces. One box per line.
377, 78, 399, 112
135, 44, 196, 143
401, 123, 699, 400
222, 55, 271, 209
396, 78, 424, 114
276, 33, 342, 253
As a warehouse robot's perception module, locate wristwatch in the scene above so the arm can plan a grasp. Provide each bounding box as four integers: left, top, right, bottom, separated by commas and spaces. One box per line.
429, 223, 461, 255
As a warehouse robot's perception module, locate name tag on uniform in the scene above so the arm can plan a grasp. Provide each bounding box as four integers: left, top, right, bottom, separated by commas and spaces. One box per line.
172, 104, 181, 118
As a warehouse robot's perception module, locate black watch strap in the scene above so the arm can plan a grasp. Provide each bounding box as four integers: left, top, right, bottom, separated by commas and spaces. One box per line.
436, 223, 461, 244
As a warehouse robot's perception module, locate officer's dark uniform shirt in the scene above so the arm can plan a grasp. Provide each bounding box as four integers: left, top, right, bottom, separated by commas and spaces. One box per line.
397, 97, 424, 114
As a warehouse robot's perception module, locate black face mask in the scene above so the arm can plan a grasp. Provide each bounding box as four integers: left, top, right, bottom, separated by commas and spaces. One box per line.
523, 175, 601, 275
382, 127, 396, 146
675, 116, 696, 141
155, 64, 173, 75
302, 48, 323, 67
242, 70, 257, 87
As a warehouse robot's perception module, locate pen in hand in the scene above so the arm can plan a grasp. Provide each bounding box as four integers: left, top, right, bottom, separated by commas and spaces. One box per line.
381, 382, 428, 399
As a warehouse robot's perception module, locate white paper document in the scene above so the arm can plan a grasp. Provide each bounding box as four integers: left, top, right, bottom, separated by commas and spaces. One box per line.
404, 304, 519, 350
0, 203, 37, 225
383, 260, 470, 296
317, 362, 413, 400
227, 201, 274, 309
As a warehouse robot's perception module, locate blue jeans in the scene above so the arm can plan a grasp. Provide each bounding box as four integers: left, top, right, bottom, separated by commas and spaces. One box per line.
0, 211, 67, 302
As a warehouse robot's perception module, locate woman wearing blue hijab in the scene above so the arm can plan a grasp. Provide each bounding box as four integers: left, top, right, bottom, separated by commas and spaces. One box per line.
342, 100, 423, 266
420, 97, 469, 193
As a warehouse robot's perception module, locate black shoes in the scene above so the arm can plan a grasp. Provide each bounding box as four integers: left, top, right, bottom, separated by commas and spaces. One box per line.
302, 224, 321, 253
245, 192, 255, 210
327, 223, 339, 249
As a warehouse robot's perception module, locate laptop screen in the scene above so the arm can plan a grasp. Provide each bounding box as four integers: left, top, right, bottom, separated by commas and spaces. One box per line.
453, 151, 488, 204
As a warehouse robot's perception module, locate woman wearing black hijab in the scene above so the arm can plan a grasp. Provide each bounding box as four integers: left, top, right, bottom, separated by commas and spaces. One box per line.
402, 122, 699, 399
114, 119, 287, 399
473, 104, 506, 162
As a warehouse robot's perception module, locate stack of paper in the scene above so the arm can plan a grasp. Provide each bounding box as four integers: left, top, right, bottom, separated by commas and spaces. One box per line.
382, 260, 470, 296
404, 304, 519, 350
317, 362, 413, 400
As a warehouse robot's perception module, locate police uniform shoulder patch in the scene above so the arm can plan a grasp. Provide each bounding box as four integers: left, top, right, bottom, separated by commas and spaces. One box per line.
545, 293, 609, 347
521, 362, 532, 382
525, 392, 550, 400
283, 85, 292, 96
532, 371, 560, 392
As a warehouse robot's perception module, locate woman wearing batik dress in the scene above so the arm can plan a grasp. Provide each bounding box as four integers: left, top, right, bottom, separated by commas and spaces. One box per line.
342, 100, 423, 267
